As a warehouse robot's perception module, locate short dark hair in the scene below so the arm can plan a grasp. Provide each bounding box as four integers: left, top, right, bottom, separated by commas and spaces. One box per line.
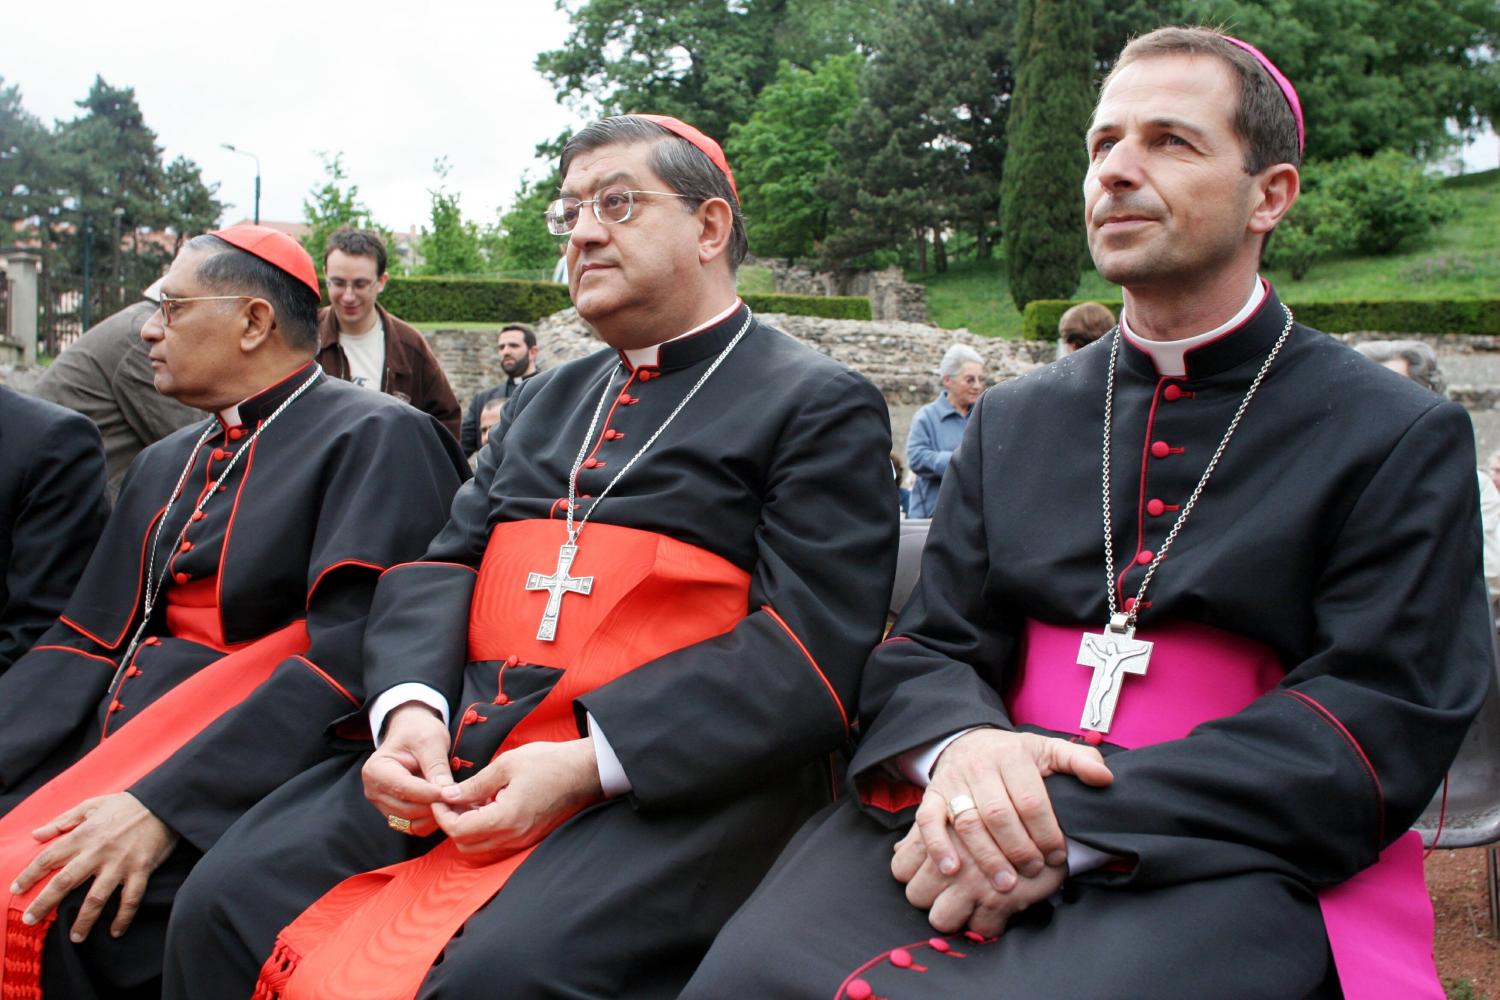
559, 115, 748, 269
324, 227, 388, 276
1101, 27, 1302, 173
1059, 302, 1117, 347
500, 322, 536, 349
185, 234, 321, 352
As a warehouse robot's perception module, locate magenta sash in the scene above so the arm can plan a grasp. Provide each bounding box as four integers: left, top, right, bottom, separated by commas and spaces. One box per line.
1010, 618, 1443, 1000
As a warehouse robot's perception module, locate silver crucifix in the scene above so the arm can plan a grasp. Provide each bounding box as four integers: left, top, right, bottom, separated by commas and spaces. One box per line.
525, 542, 594, 642
1076, 615, 1152, 734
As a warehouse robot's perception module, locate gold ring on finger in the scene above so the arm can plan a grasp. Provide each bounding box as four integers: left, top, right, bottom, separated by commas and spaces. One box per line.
387, 814, 413, 834
948, 794, 978, 821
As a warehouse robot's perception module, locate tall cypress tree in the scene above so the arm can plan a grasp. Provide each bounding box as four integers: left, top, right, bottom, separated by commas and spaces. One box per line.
1001, 0, 1094, 310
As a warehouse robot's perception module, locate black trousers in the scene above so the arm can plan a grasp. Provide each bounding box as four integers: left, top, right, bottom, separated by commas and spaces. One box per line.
683, 800, 1340, 1000
165, 751, 823, 1000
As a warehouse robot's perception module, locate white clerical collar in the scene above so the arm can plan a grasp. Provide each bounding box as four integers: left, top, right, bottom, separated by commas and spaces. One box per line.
219, 404, 242, 428
621, 298, 742, 369
1121, 278, 1266, 378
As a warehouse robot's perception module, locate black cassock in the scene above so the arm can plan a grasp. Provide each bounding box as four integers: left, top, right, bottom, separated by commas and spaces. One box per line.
164, 304, 899, 999
0, 364, 468, 996
685, 288, 1493, 1000
0, 386, 108, 673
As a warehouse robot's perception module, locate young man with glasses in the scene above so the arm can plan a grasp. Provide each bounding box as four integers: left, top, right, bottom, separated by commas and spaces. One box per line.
314, 227, 462, 440
0, 225, 469, 997
163, 115, 897, 1000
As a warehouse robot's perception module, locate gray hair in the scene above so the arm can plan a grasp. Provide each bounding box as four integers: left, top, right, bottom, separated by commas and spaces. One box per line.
559, 115, 748, 269
1354, 339, 1446, 395
939, 344, 985, 379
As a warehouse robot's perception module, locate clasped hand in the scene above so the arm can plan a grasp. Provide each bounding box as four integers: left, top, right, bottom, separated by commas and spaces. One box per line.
9, 792, 178, 943
362, 704, 605, 860
889, 728, 1112, 935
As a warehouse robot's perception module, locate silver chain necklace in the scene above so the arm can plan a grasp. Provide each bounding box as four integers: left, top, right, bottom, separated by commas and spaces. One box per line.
1075, 304, 1294, 735
522, 310, 754, 642
107, 366, 324, 698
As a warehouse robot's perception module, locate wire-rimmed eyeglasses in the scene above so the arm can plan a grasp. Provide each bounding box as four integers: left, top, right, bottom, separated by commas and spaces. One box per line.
156, 294, 250, 325
545, 186, 694, 235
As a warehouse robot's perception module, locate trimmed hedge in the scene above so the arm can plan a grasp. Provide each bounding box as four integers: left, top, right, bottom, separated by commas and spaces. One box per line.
1022, 297, 1500, 339
381, 277, 872, 324
381, 277, 572, 324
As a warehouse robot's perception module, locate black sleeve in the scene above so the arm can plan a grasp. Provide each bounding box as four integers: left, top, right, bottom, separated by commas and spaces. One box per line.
0, 411, 109, 672
576, 370, 899, 807
359, 380, 531, 707
846, 395, 1014, 824
1046, 401, 1493, 889
128, 413, 469, 850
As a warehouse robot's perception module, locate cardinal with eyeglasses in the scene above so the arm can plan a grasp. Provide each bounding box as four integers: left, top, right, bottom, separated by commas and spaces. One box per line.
159, 116, 897, 999
0, 225, 470, 997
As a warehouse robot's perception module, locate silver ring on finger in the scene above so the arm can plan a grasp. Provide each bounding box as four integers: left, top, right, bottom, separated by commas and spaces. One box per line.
948, 794, 978, 821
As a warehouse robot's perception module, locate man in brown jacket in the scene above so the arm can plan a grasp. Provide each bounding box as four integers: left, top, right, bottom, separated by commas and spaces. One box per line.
314, 227, 462, 439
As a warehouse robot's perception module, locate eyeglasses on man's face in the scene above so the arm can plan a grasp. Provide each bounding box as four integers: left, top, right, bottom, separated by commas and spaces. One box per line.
544, 186, 694, 235
326, 277, 378, 294
950, 374, 987, 386
156, 294, 249, 326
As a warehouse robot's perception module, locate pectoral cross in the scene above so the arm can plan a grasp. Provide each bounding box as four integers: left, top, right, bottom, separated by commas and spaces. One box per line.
1076, 616, 1152, 734
525, 543, 594, 642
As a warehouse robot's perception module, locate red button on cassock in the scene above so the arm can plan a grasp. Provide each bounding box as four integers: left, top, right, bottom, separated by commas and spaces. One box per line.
180, 540, 193, 552
211, 448, 227, 461
889, 948, 914, 969
174, 572, 190, 585
1123, 596, 1136, 611
228, 427, 246, 440
583, 457, 599, 469
192, 511, 206, 521
1146, 498, 1166, 517
1163, 385, 1183, 401
928, 937, 951, 953
1150, 440, 1170, 459
494, 693, 510, 706
1136, 550, 1154, 565
845, 980, 873, 1000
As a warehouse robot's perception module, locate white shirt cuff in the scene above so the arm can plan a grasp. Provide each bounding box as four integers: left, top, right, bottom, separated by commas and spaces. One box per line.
368, 683, 450, 745
588, 713, 632, 798
1065, 838, 1115, 876
894, 727, 984, 787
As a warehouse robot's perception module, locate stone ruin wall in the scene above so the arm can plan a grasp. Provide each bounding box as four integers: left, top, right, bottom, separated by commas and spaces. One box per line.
428, 317, 1500, 464
758, 259, 929, 324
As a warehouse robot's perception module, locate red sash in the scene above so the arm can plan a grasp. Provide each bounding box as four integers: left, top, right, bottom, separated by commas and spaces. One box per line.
0, 619, 309, 1000
255, 519, 751, 1000
1012, 618, 1444, 1000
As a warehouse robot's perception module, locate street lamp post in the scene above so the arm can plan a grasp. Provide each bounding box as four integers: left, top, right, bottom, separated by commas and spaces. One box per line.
221, 143, 262, 225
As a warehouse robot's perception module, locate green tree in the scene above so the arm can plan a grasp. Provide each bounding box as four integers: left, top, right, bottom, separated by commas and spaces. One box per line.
301, 152, 389, 273
161, 156, 224, 253
822, 0, 1014, 273
1182, 0, 1499, 160
1316, 150, 1456, 254
727, 53, 861, 259
0, 76, 58, 235
416, 158, 486, 276
1002, 0, 1093, 309
536, 0, 887, 140
484, 171, 562, 274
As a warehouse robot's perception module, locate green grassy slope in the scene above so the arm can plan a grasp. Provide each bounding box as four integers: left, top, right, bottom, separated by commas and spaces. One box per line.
914, 168, 1500, 338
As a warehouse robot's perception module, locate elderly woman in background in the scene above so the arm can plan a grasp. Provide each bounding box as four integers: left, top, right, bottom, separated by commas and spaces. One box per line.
905, 344, 985, 518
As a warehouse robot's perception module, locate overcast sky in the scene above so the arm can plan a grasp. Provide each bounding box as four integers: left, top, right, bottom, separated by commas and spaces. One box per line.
4, 2, 1497, 239
3, 0, 583, 232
